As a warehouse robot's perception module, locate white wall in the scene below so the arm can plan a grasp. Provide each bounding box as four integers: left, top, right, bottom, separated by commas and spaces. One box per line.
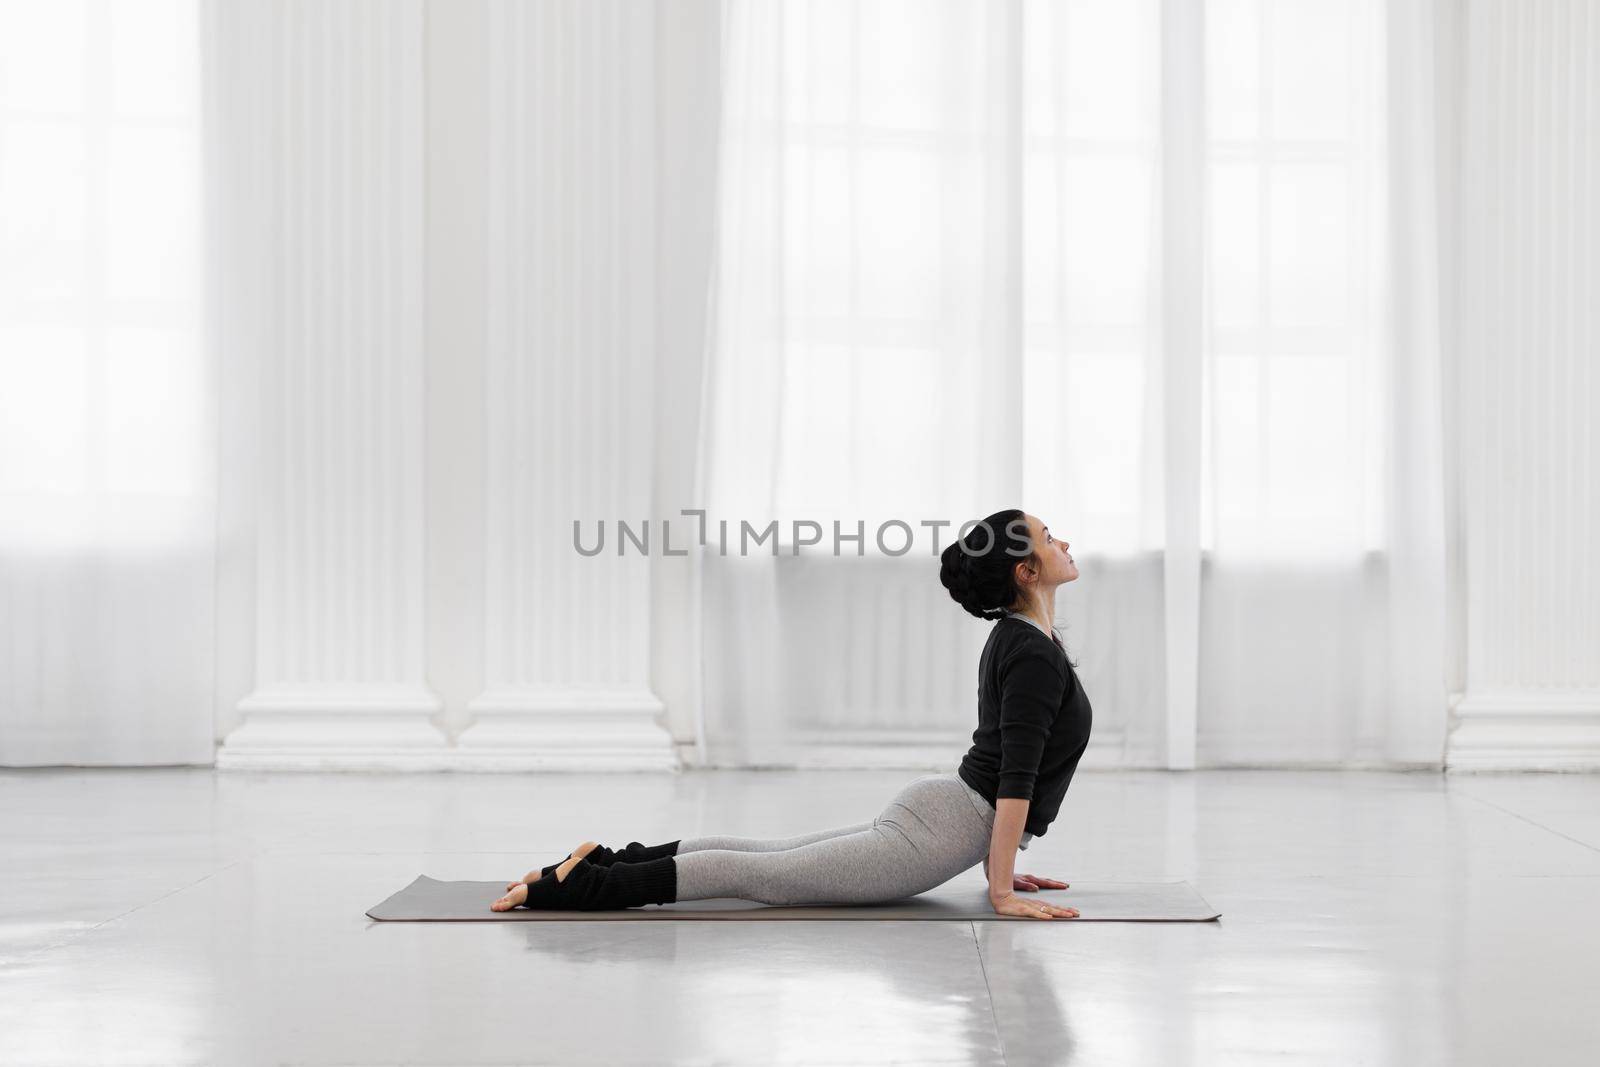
421, 0, 487, 744
206, 0, 1597, 771
649, 0, 723, 761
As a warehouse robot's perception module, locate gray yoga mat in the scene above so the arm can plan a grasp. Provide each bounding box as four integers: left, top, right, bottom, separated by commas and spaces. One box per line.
366, 875, 1221, 922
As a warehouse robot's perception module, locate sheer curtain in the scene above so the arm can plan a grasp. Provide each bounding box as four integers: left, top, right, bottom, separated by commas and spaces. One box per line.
0, 1, 213, 764
694, 0, 1448, 768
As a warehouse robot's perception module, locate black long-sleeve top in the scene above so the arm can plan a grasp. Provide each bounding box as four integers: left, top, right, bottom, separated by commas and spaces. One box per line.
956, 615, 1094, 839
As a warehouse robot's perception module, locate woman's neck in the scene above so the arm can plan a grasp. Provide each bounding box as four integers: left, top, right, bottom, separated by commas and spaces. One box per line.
1012, 588, 1056, 634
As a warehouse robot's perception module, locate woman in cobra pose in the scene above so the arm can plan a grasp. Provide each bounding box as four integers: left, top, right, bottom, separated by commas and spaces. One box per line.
491, 508, 1093, 921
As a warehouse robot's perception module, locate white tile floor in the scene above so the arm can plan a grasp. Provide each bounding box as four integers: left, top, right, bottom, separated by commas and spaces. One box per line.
2, 767, 1598, 1066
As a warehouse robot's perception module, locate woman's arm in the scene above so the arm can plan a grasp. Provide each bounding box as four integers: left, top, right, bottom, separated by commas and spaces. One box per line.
985, 798, 1030, 902
986, 798, 1078, 919
986, 649, 1062, 900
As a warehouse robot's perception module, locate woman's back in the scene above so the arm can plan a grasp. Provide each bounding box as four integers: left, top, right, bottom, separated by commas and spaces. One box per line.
956, 616, 1094, 841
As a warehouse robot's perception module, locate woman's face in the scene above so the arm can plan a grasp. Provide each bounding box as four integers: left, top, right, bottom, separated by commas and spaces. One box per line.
1018, 513, 1077, 588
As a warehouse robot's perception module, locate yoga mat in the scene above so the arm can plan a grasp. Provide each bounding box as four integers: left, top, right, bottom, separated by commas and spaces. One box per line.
366, 875, 1221, 922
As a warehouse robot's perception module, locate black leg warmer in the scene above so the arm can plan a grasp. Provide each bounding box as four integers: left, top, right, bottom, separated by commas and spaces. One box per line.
539, 839, 681, 880
520, 856, 678, 911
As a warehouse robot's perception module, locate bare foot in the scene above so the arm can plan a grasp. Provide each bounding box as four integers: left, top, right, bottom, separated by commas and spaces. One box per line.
492, 849, 584, 912
504, 841, 602, 892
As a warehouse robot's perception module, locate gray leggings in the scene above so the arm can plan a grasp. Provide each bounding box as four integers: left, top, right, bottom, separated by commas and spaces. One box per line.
672, 772, 1031, 906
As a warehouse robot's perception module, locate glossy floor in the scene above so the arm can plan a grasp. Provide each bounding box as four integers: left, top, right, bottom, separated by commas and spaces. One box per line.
1, 768, 1597, 1066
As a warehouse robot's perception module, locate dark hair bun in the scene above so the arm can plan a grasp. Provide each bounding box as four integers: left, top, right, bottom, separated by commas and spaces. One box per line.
938, 509, 1031, 621
938, 542, 996, 620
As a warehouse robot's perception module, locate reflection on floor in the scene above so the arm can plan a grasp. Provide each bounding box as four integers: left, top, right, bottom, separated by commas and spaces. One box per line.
2, 767, 1598, 1066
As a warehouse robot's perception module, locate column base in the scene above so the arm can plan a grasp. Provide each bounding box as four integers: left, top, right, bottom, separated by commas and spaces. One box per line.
1446, 691, 1600, 771
218, 683, 451, 771
454, 686, 680, 771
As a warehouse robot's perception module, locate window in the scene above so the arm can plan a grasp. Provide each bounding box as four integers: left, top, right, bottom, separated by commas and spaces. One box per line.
0, 0, 203, 550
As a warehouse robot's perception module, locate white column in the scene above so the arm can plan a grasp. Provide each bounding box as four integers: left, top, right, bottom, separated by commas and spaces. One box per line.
455, 0, 675, 769
1448, 0, 1600, 770
215, 0, 448, 769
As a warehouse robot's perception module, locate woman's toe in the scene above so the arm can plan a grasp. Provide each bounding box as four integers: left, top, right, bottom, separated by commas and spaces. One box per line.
491, 884, 528, 911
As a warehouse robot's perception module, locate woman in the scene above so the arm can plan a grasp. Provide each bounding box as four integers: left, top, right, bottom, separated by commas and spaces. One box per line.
491, 508, 1092, 920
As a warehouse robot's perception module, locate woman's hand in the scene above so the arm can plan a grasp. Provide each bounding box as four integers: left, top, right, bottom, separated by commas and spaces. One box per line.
1012, 872, 1069, 892
990, 891, 1079, 920
983, 859, 1069, 893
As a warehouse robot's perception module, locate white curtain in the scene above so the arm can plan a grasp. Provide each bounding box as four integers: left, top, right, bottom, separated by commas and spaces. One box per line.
0, 0, 214, 765
695, 0, 1449, 768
